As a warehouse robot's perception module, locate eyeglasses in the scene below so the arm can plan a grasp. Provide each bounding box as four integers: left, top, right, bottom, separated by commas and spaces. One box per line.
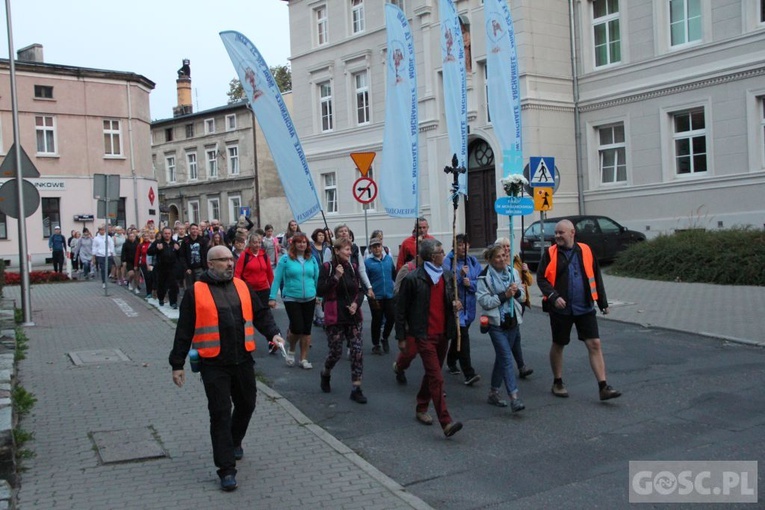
210, 257, 234, 262
433, 250, 445, 255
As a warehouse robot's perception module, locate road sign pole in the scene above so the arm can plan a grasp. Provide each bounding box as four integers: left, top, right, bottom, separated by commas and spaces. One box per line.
5, 0, 33, 325
364, 209, 369, 256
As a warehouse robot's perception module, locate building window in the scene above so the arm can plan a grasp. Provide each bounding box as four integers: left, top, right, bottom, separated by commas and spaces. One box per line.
760, 97, 765, 162
226, 114, 237, 131
598, 123, 627, 184
34, 85, 53, 99
35, 116, 56, 154
593, 0, 621, 67
227, 146, 239, 175
188, 201, 200, 224
208, 198, 220, 221
673, 109, 707, 175
41, 197, 60, 238
204, 118, 216, 134
165, 127, 174, 142
207, 149, 218, 179
319, 82, 334, 132
483, 64, 491, 123
761, 0, 765, 23
323, 172, 338, 213
670, 0, 701, 46
354, 71, 370, 125
388, 0, 404, 10
362, 167, 376, 211
185, 124, 194, 138
117, 198, 127, 229
351, 0, 365, 34
103, 120, 122, 156
316, 6, 328, 46
187, 152, 198, 180
0, 211, 6, 240
229, 195, 242, 223
166, 156, 176, 183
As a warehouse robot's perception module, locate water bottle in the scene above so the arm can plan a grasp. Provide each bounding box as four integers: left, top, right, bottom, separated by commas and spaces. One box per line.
189, 349, 201, 373
479, 315, 490, 334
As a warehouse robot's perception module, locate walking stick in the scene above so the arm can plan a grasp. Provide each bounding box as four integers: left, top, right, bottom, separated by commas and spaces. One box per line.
444, 154, 466, 351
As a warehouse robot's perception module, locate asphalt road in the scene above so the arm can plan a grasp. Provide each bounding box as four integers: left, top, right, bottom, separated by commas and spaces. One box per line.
256, 305, 765, 509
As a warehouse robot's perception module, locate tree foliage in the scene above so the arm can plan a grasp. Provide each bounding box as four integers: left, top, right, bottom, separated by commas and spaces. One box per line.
227, 64, 292, 103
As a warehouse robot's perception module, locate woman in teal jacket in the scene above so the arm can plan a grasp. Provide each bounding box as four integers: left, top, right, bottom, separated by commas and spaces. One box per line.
269, 232, 320, 369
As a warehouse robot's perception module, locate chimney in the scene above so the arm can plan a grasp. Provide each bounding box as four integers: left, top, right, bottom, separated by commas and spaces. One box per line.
17, 43, 44, 63
173, 58, 193, 117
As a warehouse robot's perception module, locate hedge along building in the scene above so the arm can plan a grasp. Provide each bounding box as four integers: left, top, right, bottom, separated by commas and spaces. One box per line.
283, 0, 765, 254
0, 44, 157, 267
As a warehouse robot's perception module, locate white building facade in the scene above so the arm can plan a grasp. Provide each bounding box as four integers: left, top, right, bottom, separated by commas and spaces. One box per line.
284, 0, 765, 252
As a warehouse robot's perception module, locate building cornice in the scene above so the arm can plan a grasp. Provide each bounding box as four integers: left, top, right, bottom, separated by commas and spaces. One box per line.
0, 59, 155, 89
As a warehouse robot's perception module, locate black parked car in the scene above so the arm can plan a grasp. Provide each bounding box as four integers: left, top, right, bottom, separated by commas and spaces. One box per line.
520, 215, 646, 269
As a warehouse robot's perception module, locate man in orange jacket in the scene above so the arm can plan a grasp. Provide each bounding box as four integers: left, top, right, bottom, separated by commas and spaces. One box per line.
169, 245, 284, 492
537, 219, 621, 402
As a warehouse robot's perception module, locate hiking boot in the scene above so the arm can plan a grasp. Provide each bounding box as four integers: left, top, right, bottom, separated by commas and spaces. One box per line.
510, 398, 526, 412
443, 421, 463, 438
552, 381, 569, 398
393, 362, 407, 384
447, 365, 461, 375
220, 474, 238, 492
488, 392, 508, 407
350, 387, 368, 404
464, 374, 481, 386
519, 366, 534, 379
599, 385, 622, 401
371, 345, 382, 355
320, 371, 331, 393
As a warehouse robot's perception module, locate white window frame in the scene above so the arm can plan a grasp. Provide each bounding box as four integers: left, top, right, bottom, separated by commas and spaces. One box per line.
316, 5, 328, 46
103, 119, 122, 157
187, 152, 198, 181
229, 195, 242, 223
592, 0, 621, 68
745, 89, 765, 172
206, 148, 218, 179
208, 198, 220, 221
387, 0, 404, 11
351, 0, 365, 35
166, 155, 176, 183
353, 71, 370, 125
226, 114, 237, 131
35, 115, 57, 155
188, 200, 200, 224
669, 0, 702, 47
597, 123, 627, 185
323, 172, 338, 214
671, 107, 708, 177
204, 118, 216, 134
319, 81, 334, 132
227, 145, 240, 175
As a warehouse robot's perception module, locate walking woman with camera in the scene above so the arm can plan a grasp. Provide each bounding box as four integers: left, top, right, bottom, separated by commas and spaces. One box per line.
476, 244, 526, 412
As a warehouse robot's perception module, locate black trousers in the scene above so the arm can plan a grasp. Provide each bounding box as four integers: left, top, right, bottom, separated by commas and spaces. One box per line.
447, 325, 477, 380
200, 360, 257, 478
370, 298, 395, 346
52, 250, 65, 273
155, 267, 179, 305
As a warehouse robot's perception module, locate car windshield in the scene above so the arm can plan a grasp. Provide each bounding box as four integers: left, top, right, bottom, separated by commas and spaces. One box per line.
525, 221, 556, 238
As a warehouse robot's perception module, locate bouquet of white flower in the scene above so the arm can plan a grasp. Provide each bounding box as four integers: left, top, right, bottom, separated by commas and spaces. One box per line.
500, 174, 528, 197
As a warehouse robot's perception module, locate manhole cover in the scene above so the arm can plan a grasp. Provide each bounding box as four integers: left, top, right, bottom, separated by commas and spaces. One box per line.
69, 349, 130, 366
91, 427, 167, 464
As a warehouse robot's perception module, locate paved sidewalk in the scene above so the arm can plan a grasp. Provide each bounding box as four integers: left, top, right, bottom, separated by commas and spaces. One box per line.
527, 273, 765, 346
7, 281, 432, 510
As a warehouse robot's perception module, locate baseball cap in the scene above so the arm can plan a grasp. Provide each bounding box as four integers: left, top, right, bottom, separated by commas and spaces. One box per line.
369, 237, 382, 246
54, 226, 61, 230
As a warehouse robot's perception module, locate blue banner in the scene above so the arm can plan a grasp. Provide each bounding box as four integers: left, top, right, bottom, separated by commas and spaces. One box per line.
484, 0, 523, 177
439, 0, 468, 194
380, 4, 419, 218
220, 31, 321, 223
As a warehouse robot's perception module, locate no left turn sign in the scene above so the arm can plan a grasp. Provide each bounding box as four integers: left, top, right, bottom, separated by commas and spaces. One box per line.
352, 177, 377, 204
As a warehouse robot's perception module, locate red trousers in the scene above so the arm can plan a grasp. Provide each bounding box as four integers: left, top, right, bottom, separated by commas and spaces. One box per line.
414, 334, 452, 429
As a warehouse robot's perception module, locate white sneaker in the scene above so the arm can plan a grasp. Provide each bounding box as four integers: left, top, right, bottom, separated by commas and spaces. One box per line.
299, 359, 313, 370
128, 282, 134, 291
285, 350, 295, 367
102, 283, 106, 289
134, 287, 141, 295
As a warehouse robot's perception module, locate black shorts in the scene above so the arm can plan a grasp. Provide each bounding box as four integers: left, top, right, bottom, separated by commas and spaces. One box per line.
284, 300, 316, 336
549, 310, 599, 346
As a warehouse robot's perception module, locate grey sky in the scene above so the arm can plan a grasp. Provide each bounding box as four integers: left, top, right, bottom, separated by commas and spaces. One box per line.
1, 0, 291, 120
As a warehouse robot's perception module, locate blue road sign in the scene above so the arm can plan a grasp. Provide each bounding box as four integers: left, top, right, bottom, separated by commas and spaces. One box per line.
529, 157, 555, 187
239, 207, 251, 217
494, 196, 534, 216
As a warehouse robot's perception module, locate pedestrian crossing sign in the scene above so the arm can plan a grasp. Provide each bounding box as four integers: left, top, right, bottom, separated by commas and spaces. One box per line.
529, 157, 555, 187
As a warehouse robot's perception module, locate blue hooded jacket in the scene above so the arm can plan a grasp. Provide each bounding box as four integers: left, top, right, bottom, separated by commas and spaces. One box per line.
443, 251, 482, 326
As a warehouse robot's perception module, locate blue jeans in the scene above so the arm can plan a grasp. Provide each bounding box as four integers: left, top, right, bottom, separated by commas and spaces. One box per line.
95, 256, 114, 283
488, 325, 520, 395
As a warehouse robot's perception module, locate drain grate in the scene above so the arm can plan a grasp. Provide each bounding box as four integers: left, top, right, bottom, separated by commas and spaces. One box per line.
91, 426, 167, 464
69, 349, 130, 366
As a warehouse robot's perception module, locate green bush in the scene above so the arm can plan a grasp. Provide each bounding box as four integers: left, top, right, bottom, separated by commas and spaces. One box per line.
610, 228, 765, 286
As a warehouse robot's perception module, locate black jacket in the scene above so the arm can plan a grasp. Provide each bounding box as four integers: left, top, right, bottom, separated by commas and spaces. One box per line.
168, 272, 280, 369
317, 259, 365, 325
395, 267, 457, 341
147, 238, 181, 270
537, 242, 608, 313
180, 234, 209, 271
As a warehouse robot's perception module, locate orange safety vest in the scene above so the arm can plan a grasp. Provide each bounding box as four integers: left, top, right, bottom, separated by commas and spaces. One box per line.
192, 278, 256, 357
544, 243, 599, 302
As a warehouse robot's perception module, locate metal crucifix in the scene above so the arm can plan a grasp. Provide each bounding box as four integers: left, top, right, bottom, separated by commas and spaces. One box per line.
443, 153, 466, 350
